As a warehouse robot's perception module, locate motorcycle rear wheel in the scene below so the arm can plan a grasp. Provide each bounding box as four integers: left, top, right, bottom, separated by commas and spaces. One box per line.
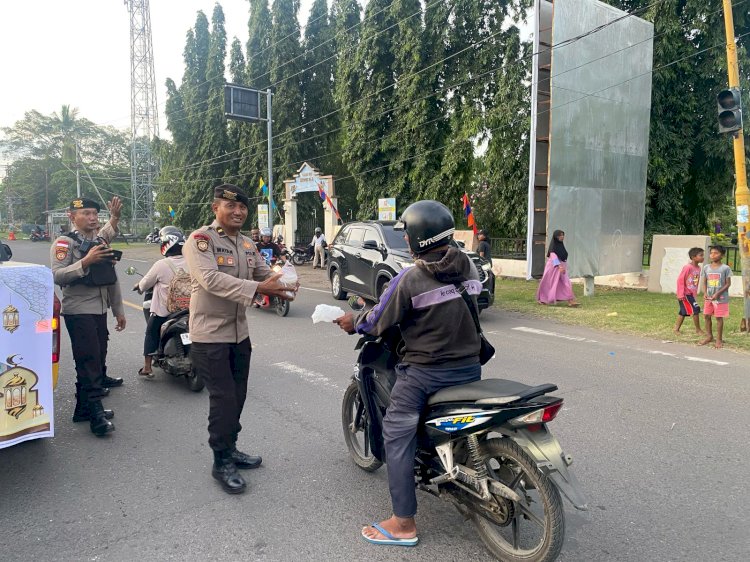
341, 382, 382, 472
275, 298, 290, 317
471, 438, 564, 562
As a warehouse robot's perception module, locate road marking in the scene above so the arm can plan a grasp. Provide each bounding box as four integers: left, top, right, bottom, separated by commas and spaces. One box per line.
123, 258, 149, 263
512, 326, 598, 343
300, 286, 331, 294
684, 356, 729, 366
271, 361, 342, 390
123, 299, 143, 311
648, 350, 678, 357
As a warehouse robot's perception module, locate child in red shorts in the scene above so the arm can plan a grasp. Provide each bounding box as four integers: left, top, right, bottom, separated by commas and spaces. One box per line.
699, 246, 732, 349
674, 247, 704, 335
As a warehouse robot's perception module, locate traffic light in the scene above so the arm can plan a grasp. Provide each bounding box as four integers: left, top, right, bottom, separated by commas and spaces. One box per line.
717, 88, 743, 133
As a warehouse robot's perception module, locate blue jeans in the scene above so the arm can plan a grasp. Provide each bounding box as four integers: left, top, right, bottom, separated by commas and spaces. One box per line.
382, 362, 481, 518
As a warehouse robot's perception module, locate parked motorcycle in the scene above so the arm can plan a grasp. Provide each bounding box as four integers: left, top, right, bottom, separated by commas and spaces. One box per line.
30, 230, 50, 242
290, 244, 328, 266
125, 267, 203, 392
341, 299, 586, 562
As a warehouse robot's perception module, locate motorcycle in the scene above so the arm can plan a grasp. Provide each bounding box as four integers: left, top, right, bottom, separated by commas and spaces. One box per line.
145, 230, 160, 244
341, 299, 586, 562
290, 244, 328, 266
125, 267, 203, 392
30, 230, 50, 242
252, 254, 290, 317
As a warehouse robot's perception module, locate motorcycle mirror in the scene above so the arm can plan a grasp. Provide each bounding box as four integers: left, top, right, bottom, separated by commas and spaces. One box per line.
125, 266, 138, 275
348, 295, 366, 311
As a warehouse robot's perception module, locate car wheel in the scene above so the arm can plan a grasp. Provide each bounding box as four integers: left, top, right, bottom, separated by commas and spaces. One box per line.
331, 268, 347, 300
376, 276, 391, 300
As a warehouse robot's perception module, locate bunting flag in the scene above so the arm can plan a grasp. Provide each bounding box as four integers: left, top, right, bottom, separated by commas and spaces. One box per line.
462, 193, 478, 234
317, 180, 342, 223
259, 177, 268, 196
317, 182, 327, 202
168, 206, 176, 219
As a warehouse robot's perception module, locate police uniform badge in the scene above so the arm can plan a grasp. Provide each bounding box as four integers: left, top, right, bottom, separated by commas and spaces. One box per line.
194, 234, 210, 252
55, 240, 69, 261
227, 257, 235, 266
243, 241, 252, 249
72, 199, 84, 209
217, 256, 225, 266
223, 190, 237, 201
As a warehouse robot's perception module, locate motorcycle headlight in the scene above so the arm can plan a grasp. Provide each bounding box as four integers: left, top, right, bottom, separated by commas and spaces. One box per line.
481, 262, 492, 272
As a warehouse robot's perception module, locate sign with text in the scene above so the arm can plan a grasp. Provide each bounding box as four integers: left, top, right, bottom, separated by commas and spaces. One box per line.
378, 198, 396, 221
257, 205, 269, 229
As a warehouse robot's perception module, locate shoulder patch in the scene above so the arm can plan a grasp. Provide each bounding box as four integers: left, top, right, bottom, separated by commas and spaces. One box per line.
196, 239, 209, 252
193, 234, 210, 241
55, 248, 69, 261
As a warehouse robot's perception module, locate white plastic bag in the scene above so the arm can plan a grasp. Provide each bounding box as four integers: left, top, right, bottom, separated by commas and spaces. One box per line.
279, 262, 298, 299
312, 304, 346, 324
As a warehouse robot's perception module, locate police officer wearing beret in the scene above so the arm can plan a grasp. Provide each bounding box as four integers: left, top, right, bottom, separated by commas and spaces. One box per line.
51, 197, 125, 437
184, 184, 298, 494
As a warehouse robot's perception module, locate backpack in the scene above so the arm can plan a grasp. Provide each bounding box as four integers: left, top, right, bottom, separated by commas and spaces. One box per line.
165, 260, 191, 313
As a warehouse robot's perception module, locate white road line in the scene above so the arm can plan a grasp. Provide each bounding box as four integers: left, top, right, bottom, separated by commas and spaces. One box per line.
271, 361, 342, 390
300, 286, 331, 294
684, 356, 729, 366
123, 258, 149, 263
648, 350, 678, 357
512, 326, 598, 343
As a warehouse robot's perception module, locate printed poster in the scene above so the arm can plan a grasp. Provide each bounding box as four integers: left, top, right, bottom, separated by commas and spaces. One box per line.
378, 198, 396, 221
0, 262, 54, 449
258, 204, 269, 229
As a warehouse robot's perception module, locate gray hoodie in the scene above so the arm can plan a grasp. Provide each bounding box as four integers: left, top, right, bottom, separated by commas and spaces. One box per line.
355, 246, 482, 368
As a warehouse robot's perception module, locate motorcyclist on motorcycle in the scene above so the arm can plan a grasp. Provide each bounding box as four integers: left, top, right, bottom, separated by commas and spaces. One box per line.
256, 227, 285, 265
335, 200, 483, 547
134, 226, 188, 379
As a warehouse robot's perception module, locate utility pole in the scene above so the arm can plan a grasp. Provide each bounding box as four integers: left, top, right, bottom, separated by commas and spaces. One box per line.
722, 0, 750, 323
266, 89, 274, 230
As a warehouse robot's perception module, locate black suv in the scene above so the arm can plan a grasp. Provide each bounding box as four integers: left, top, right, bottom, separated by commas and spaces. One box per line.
327, 221, 495, 310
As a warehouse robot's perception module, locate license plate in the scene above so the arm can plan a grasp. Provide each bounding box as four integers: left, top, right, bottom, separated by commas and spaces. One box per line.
180, 333, 192, 345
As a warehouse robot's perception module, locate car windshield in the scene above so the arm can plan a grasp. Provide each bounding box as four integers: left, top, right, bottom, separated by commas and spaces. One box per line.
381, 225, 408, 249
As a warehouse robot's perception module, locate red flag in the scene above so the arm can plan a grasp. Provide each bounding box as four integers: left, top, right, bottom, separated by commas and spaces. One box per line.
462, 193, 478, 234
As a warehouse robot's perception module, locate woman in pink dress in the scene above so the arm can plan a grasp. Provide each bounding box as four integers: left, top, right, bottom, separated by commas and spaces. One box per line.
537, 230, 579, 307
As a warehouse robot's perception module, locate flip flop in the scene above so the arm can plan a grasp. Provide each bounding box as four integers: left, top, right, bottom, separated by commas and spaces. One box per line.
138, 368, 155, 379
361, 523, 419, 547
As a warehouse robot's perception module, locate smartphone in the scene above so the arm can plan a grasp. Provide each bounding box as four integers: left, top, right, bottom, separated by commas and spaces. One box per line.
111, 249, 123, 261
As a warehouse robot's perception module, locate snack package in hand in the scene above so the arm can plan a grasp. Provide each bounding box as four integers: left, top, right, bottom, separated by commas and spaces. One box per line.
311, 304, 346, 324
279, 262, 298, 299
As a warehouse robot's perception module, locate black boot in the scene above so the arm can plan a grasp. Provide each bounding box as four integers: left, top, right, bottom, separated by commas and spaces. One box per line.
212, 450, 246, 494
89, 400, 115, 436
230, 448, 262, 469
101, 368, 124, 388
73, 384, 114, 422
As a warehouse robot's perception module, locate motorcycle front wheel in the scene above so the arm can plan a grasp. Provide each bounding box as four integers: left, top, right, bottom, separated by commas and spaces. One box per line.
341, 382, 382, 472
292, 253, 304, 266
471, 438, 564, 562
275, 297, 290, 317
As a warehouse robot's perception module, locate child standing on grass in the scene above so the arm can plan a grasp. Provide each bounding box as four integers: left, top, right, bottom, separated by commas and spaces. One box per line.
699, 246, 732, 349
674, 247, 705, 335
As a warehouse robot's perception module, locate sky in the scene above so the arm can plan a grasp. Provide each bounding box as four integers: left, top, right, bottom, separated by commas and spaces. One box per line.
0, 0, 318, 169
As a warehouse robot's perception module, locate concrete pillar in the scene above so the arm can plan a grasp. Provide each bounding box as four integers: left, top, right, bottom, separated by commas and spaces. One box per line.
324, 196, 339, 242
583, 275, 595, 296
283, 199, 297, 246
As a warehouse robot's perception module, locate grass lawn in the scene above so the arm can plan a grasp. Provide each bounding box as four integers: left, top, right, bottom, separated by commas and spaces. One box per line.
494, 278, 750, 354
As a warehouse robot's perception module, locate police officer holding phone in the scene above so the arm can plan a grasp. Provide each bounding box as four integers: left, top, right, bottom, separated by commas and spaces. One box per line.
184, 184, 298, 494
51, 196, 125, 437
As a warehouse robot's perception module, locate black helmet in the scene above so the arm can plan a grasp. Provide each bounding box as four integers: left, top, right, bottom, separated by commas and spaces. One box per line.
159, 226, 185, 256
395, 200, 455, 255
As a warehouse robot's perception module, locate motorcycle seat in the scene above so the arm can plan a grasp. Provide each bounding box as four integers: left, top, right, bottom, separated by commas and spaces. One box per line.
427, 379, 558, 406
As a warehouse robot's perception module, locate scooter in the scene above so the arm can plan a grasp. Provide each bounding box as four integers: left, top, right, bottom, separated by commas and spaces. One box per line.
252, 255, 290, 317
290, 244, 328, 266
30, 230, 50, 242
341, 298, 586, 562
125, 267, 203, 392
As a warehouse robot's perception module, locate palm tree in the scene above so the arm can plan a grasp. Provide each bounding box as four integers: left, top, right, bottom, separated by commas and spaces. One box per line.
51, 104, 81, 164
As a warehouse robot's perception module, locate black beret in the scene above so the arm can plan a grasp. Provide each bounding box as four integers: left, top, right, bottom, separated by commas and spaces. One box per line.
70, 198, 101, 212
214, 184, 249, 207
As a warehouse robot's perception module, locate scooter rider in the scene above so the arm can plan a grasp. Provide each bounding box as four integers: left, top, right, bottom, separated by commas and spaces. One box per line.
256, 227, 285, 265
335, 200, 483, 547
134, 226, 188, 379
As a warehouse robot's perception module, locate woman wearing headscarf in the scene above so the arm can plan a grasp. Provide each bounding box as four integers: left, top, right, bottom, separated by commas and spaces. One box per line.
536, 230, 579, 307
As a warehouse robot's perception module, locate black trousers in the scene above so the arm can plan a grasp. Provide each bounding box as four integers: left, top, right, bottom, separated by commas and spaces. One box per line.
63, 314, 109, 403
191, 339, 252, 452
143, 314, 168, 356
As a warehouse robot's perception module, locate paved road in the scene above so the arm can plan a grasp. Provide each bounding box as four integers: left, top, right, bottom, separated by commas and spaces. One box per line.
2, 240, 749, 561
